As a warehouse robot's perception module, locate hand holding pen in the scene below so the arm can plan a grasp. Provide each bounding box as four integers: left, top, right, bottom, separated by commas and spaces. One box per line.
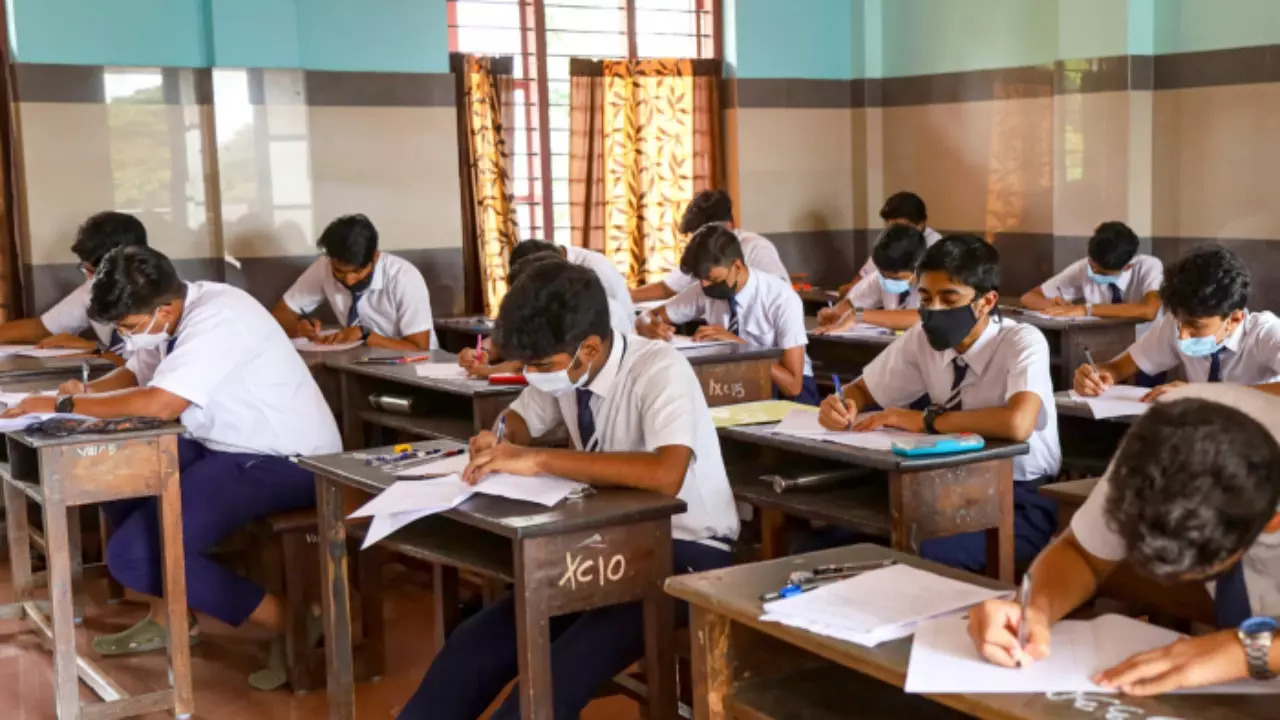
967, 571, 1052, 668
819, 375, 857, 431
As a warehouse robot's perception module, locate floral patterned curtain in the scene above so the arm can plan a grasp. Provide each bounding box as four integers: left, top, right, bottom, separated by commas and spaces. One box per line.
569, 58, 722, 286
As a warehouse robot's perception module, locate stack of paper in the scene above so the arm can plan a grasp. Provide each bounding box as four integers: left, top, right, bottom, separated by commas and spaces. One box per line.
817, 324, 894, 338
1019, 310, 1102, 323
770, 408, 930, 451
906, 614, 1280, 694
670, 335, 738, 349
1068, 385, 1150, 419
393, 452, 472, 477
292, 336, 362, 352
709, 400, 811, 428
414, 363, 470, 379
760, 564, 1009, 647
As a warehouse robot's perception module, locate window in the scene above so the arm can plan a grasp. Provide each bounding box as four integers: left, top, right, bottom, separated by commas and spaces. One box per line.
448, 0, 717, 243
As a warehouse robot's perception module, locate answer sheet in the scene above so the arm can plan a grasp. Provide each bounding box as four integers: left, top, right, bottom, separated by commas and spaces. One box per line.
770, 409, 930, 451
670, 335, 739, 348
393, 452, 471, 477
413, 363, 469, 379
817, 324, 894, 338
1067, 385, 1150, 419
291, 337, 362, 352
1018, 310, 1102, 322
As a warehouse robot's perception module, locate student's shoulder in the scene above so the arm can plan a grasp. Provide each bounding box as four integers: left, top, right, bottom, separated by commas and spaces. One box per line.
380, 252, 429, 284
625, 336, 697, 385
996, 318, 1050, 353
185, 282, 268, 330
736, 229, 774, 247
1131, 254, 1163, 271
1246, 310, 1280, 334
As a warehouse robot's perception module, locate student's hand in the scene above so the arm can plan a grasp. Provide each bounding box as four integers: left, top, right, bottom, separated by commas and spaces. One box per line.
36, 334, 96, 351
967, 598, 1052, 668
818, 394, 856, 430
1094, 629, 1247, 696
463, 443, 544, 484
1140, 381, 1185, 403
1050, 296, 1069, 307
1073, 364, 1114, 397
816, 306, 843, 326
636, 314, 675, 341
2, 395, 56, 418
815, 312, 857, 336
693, 324, 746, 344
1041, 304, 1085, 318
458, 348, 486, 370
318, 326, 362, 345
58, 379, 86, 395
298, 318, 323, 340
852, 408, 924, 433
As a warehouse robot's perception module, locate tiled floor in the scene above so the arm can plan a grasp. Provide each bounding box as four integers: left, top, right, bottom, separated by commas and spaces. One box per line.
0, 561, 641, 719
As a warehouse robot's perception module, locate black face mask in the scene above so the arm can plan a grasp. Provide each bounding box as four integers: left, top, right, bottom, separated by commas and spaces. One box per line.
343, 273, 373, 294
702, 268, 740, 301
919, 304, 979, 351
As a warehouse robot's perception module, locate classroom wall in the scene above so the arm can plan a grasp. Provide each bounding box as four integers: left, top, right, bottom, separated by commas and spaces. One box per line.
5, 0, 464, 317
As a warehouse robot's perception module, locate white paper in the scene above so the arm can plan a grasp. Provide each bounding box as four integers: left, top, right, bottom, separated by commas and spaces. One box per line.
347, 477, 475, 519
472, 472, 587, 507
771, 408, 826, 434
819, 324, 893, 338
761, 564, 1010, 648
292, 336, 363, 352
1068, 385, 1150, 419
414, 363, 469, 379
361, 507, 443, 549
0, 344, 37, 356
906, 614, 1280, 695
14, 348, 86, 358
1019, 310, 1103, 323
393, 452, 472, 478
670, 335, 738, 349
769, 412, 929, 451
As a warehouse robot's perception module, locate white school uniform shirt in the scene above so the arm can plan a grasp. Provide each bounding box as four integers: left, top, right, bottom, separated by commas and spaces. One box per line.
861, 317, 1061, 482
1040, 254, 1163, 305
662, 269, 812, 376
507, 332, 740, 545
606, 298, 634, 336
282, 253, 437, 348
127, 281, 341, 457
662, 229, 789, 293
40, 280, 114, 345
843, 273, 920, 310
563, 246, 635, 321
1072, 383, 1280, 615
1128, 311, 1280, 384
857, 227, 943, 279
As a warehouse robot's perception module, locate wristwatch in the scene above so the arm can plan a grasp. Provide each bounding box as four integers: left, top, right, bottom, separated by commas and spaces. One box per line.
854, 308, 865, 324
55, 395, 75, 414
923, 404, 947, 434
360, 326, 372, 343
1239, 616, 1278, 680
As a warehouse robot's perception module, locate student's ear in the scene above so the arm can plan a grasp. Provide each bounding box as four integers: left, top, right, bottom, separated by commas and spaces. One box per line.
973, 290, 999, 317
1264, 512, 1280, 535
1228, 309, 1247, 326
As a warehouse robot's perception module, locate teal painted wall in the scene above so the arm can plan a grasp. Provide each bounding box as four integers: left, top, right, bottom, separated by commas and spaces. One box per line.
295, 0, 447, 73
209, 0, 300, 69
1154, 0, 1280, 54
876, 0, 1058, 78
727, 0, 859, 79
8, 0, 210, 67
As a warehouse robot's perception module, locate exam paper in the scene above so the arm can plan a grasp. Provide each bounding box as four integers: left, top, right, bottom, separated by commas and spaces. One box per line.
414, 363, 469, 379
817, 324, 893, 338
906, 614, 1280, 694
1018, 310, 1102, 323
670, 335, 738, 348
393, 452, 471, 477
291, 337, 362, 352
1067, 385, 1150, 419
14, 348, 86, 358
347, 476, 475, 520
770, 410, 929, 451
472, 472, 587, 507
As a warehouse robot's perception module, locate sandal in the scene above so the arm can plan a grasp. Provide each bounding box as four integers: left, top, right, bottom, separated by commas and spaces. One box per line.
248, 608, 324, 691
92, 615, 201, 656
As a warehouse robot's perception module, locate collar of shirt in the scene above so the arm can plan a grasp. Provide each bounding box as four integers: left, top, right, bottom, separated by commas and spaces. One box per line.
941, 315, 1003, 377
583, 330, 625, 399
731, 267, 760, 308
1222, 310, 1249, 353
332, 254, 386, 293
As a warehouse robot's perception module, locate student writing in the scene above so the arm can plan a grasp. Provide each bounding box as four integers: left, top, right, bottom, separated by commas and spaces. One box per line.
816, 224, 926, 334
507, 238, 635, 332
840, 191, 943, 293
1020, 221, 1162, 321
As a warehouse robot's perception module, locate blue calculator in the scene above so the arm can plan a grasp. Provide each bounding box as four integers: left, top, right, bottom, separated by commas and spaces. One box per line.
891, 433, 986, 456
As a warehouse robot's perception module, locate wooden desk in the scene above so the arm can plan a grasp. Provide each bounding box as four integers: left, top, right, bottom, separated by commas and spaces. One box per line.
1054, 392, 1136, 479
719, 424, 1027, 582
676, 343, 780, 407
1, 424, 193, 720
797, 288, 839, 316
803, 316, 896, 378
0, 354, 115, 383
668, 544, 1268, 720
328, 351, 523, 449
434, 316, 494, 353
302, 438, 686, 720
1001, 308, 1139, 391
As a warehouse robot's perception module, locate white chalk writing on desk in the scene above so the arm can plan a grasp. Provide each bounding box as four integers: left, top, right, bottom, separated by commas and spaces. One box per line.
76, 443, 118, 457
558, 551, 627, 590
707, 379, 746, 400
1044, 692, 1185, 720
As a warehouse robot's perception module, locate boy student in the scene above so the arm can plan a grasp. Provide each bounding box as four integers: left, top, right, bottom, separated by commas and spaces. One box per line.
506, 238, 635, 332
272, 214, 437, 351
636, 225, 819, 405
815, 224, 926, 334
630, 189, 789, 302
1075, 245, 1280, 401
6, 246, 341, 690
1020, 221, 1162, 321
846, 191, 944, 287
969, 383, 1280, 693
0, 211, 147, 351
399, 261, 738, 720
819, 235, 1061, 571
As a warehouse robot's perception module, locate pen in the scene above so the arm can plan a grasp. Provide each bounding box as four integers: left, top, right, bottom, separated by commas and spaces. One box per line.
1084, 347, 1098, 373
495, 413, 507, 443
475, 334, 484, 360
759, 565, 888, 602
1016, 571, 1033, 668
80, 360, 90, 392
832, 374, 853, 431
355, 354, 433, 365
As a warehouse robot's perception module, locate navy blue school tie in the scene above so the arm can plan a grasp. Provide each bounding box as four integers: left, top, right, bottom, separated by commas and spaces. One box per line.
108, 329, 123, 350
1108, 284, 1123, 305
347, 288, 368, 327
1214, 561, 1252, 629
944, 358, 968, 410
576, 388, 596, 450
1209, 348, 1223, 382
166, 335, 178, 354
898, 290, 911, 307
727, 296, 740, 336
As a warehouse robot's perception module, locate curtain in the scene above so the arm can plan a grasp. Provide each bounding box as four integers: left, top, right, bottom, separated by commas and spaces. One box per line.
452, 54, 518, 316
0, 12, 22, 321
569, 58, 722, 286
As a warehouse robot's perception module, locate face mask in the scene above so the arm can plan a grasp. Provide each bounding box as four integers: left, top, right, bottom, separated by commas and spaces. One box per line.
701, 268, 740, 301
524, 344, 589, 397
1087, 268, 1121, 286
343, 272, 373, 294
1177, 323, 1229, 358
879, 274, 912, 295
121, 311, 171, 354
919, 304, 980, 351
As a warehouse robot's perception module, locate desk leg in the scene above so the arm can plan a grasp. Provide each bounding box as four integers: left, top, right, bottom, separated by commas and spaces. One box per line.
68, 507, 84, 625
690, 606, 730, 720
431, 563, 460, 651
758, 507, 786, 560
4, 481, 32, 603
513, 541, 553, 720
317, 476, 356, 720
43, 499, 80, 720
339, 372, 367, 451
642, 539, 676, 720
158, 446, 195, 718
985, 461, 1016, 583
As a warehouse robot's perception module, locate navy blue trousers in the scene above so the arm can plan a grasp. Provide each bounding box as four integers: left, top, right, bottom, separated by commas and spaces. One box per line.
777, 375, 821, 406
398, 540, 733, 720
100, 438, 316, 627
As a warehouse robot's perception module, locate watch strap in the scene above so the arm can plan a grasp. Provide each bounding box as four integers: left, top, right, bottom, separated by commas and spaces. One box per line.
1240, 617, 1278, 680
923, 404, 945, 434
55, 395, 75, 414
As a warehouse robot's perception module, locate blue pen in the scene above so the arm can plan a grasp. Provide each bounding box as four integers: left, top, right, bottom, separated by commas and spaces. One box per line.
495, 413, 507, 443
832, 374, 853, 431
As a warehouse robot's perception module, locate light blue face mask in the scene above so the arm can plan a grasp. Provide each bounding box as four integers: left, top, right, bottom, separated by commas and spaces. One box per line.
524, 343, 588, 396
879, 274, 912, 295
1086, 267, 1122, 285
1177, 327, 1227, 358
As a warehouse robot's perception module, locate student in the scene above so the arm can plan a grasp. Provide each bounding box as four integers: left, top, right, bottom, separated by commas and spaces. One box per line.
7, 246, 341, 689
272, 214, 436, 351
637, 225, 818, 405
969, 383, 1280, 693
819, 235, 1061, 571
399, 261, 738, 720
848, 191, 944, 286
1074, 245, 1280, 401
630, 189, 789, 302
816, 224, 926, 334
1020, 221, 1162, 320
507, 239, 635, 332
0, 211, 147, 352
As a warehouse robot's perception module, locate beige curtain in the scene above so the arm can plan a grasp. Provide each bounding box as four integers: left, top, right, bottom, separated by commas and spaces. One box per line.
569, 58, 722, 285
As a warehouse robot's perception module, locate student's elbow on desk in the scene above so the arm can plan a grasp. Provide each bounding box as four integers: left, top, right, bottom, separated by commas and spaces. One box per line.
138, 387, 191, 421
651, 445, 692, 496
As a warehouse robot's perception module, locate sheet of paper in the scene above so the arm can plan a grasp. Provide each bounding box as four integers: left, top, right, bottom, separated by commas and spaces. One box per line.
769, 412, 929, 451
0, 344, 37, 356
292, 337, 363, 352
1068, 385, 1150, 419
361, 507, 440, 549
393, 452, 472, 478
1019, 310, 1103, 322
414, 363, 469, 379
818, 324, 894, 338
347, 477, 475, 519
709, 400, 811, 428
14, 348, 86, 358
471, 472, 588, 507
670, 335, 738, 349
771, 407, 826, 434
906, 614, 1280, 694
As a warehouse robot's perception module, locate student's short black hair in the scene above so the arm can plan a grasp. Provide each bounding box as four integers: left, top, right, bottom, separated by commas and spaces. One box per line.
678, 224, 744, 280
1104, 398, 1280, 580
679, 190, 734, 234
318, 214, 378, 268
1087, 221, 1140, 271
88, 246, 187, 324
872, 225, 927, 274
507, 251, 566, 288
1159, 245, 1249, 319
916, 234, 1000, 295
71, 212, 148, 268
879, 191, 928, 225
494, 262, 611, 362
507, 239, 559, 268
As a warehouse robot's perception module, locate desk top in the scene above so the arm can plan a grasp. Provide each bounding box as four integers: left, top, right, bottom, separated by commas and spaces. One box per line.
719, 423, 1028, 472
1040, 477, 1100, 506
300, 439, 685, 540
999, 306, 1140, 331
804, 316, 897, 347
325, 350, 524, 398
8, 422, 185, 449
1054, 391, 1140, 424
435, 316, 495, 336
0, 354, 115, 380
666, 544, 1271, 720
675, 341, 781, 365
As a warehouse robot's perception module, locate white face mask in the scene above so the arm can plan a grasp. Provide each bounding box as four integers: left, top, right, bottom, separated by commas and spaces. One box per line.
523, 344, 588, 397
120, 311, 171, 354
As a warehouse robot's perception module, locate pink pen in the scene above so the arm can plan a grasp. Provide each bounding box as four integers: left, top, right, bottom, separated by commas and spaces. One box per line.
475, 334, 485, 361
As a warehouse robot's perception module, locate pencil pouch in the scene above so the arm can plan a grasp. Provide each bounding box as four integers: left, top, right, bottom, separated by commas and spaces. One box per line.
891, 433, 985, 456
